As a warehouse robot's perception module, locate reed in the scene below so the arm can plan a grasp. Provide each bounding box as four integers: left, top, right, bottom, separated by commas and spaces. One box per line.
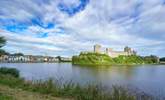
0, 67, 155, 100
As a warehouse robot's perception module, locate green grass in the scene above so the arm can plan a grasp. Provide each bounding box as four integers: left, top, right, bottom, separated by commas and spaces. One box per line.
0, 67, 155, 100
72, 53, 115, 66
0, 74, 155, 100
0, 67, 19, 78
72, 53, 158, 66
0, 93, 13, 100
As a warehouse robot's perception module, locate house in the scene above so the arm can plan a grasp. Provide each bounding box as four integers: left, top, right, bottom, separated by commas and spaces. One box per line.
0, 55, 9, 62
60, 57, 72, 62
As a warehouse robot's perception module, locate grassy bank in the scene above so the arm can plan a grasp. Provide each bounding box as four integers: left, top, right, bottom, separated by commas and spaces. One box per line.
0, 67, 155, 100
72, 53, 158, 66
0, 74, 155, 100
0, 93, 13, 100
0, 84, 69, 100
72, 53, 114, 65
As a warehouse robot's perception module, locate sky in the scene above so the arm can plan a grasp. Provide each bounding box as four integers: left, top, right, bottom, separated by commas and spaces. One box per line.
0, 0, 165, 57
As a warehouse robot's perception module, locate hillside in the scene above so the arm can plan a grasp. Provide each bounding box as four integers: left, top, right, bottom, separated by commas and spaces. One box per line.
72, 52, 158, 66
72, 52, 115, 65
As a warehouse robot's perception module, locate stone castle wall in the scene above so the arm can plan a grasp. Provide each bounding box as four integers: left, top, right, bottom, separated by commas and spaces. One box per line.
94, 44, 101, 53
94, 44, 136, 58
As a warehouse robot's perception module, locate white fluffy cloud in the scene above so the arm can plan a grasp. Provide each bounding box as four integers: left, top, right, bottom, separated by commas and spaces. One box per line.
0, 0, 165, 57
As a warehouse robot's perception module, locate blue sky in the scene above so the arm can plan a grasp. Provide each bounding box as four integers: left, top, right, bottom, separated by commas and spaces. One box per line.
0, 0, 165, 57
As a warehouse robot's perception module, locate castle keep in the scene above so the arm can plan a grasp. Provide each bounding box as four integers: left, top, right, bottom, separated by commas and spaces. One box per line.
94, 44, 101, 53
94, 44, 136, 58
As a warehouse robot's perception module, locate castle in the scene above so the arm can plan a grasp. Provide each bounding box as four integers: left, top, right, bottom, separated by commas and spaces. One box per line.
94, 44, 136, 58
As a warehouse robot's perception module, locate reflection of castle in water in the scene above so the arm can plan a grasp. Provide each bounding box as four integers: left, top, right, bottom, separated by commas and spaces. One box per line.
94, 44, 137, 58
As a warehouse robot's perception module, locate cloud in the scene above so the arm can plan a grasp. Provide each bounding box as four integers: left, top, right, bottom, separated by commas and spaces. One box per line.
0, 0, 165, 57
0, 0, 40, 22
0, 30, 94, 56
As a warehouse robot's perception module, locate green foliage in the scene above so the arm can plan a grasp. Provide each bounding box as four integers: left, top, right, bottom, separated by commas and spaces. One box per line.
56, 56, 61, 61
0, 36, 6, 48
113, 55, 144, 65
160, 57, 165, 62
12, 53, 24, 56
0, 49, 10, 55
0, 37, 8, 55
72, 53, 158, 66
0, 74, 156, 100
72, 53, 115, 65
0, 67, 20, 78
0, 74, 23, 88
143, 55, 159, 64
0, 93, 13, 100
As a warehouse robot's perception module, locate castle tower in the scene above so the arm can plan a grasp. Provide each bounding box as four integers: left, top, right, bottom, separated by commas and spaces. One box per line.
124, 46, 131, 55
94, 44, 101, 53
105, 48, 113, 54
124, 46, 129, 52
124, 46, 137, 55
105, 48, 109, 54
132, 50, 137, 55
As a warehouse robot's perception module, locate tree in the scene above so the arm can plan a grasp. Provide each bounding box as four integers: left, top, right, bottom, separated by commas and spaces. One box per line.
0, 36, 7, 55
160, 57, 165, 62
0, 36, 6, 48
144, 55, 159, 64
12, 53, 24, 56
0, 49, 10, 55
56, 56, 61, 61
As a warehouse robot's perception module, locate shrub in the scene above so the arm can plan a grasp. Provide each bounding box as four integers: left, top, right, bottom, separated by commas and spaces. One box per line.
0, 73, 156, 100
143, 55, 159, 64
72, 52, 150, 66
160, 57, 165, 62
0, 67, 20, 78
0, 93, 13, 100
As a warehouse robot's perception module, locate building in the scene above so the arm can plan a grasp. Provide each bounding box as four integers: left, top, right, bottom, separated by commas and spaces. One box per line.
94, 44, 136, 58
60, 57, 72, 62
44, 57, 59, 62
94, 44, 101, 53
0, 55, 9, 62
0, 55, 59, 63
105, 48, 128, 58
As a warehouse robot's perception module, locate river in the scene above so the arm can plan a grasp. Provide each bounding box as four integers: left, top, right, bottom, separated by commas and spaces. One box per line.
0, 63, 165, 97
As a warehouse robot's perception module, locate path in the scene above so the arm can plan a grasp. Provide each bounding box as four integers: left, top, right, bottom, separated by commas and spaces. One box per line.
0, 84, 71, 100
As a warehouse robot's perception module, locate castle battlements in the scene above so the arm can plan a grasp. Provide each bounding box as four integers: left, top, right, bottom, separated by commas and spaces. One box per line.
94, 44, 136, 58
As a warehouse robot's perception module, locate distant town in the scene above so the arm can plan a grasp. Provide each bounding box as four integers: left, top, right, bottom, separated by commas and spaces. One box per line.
0, 53, 72, 63
1, 44, 165, 64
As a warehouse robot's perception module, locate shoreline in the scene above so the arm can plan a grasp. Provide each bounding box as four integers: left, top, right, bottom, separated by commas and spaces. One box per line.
0, 62, 161, 66
72, 63, 161, 67
0, 73, 156, 100
0, 62, 72, 64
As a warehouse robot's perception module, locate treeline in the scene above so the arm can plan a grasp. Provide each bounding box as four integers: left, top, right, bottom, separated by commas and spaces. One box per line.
0, 36, 26, 56
0, 36, 8, 55
160, 57, 165, 62
72, 53, 159, 66
143, 55, 159, 64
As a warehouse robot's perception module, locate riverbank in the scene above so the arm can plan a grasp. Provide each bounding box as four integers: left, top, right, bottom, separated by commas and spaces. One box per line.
0, 67, 155, 100
160, 61, 165, 64
0, 84, 70, 100
0, 74, 135, 100
73, 63, 161, 67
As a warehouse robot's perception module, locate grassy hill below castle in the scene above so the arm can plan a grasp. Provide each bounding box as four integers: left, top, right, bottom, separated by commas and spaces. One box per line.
72, 52, 158, 66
